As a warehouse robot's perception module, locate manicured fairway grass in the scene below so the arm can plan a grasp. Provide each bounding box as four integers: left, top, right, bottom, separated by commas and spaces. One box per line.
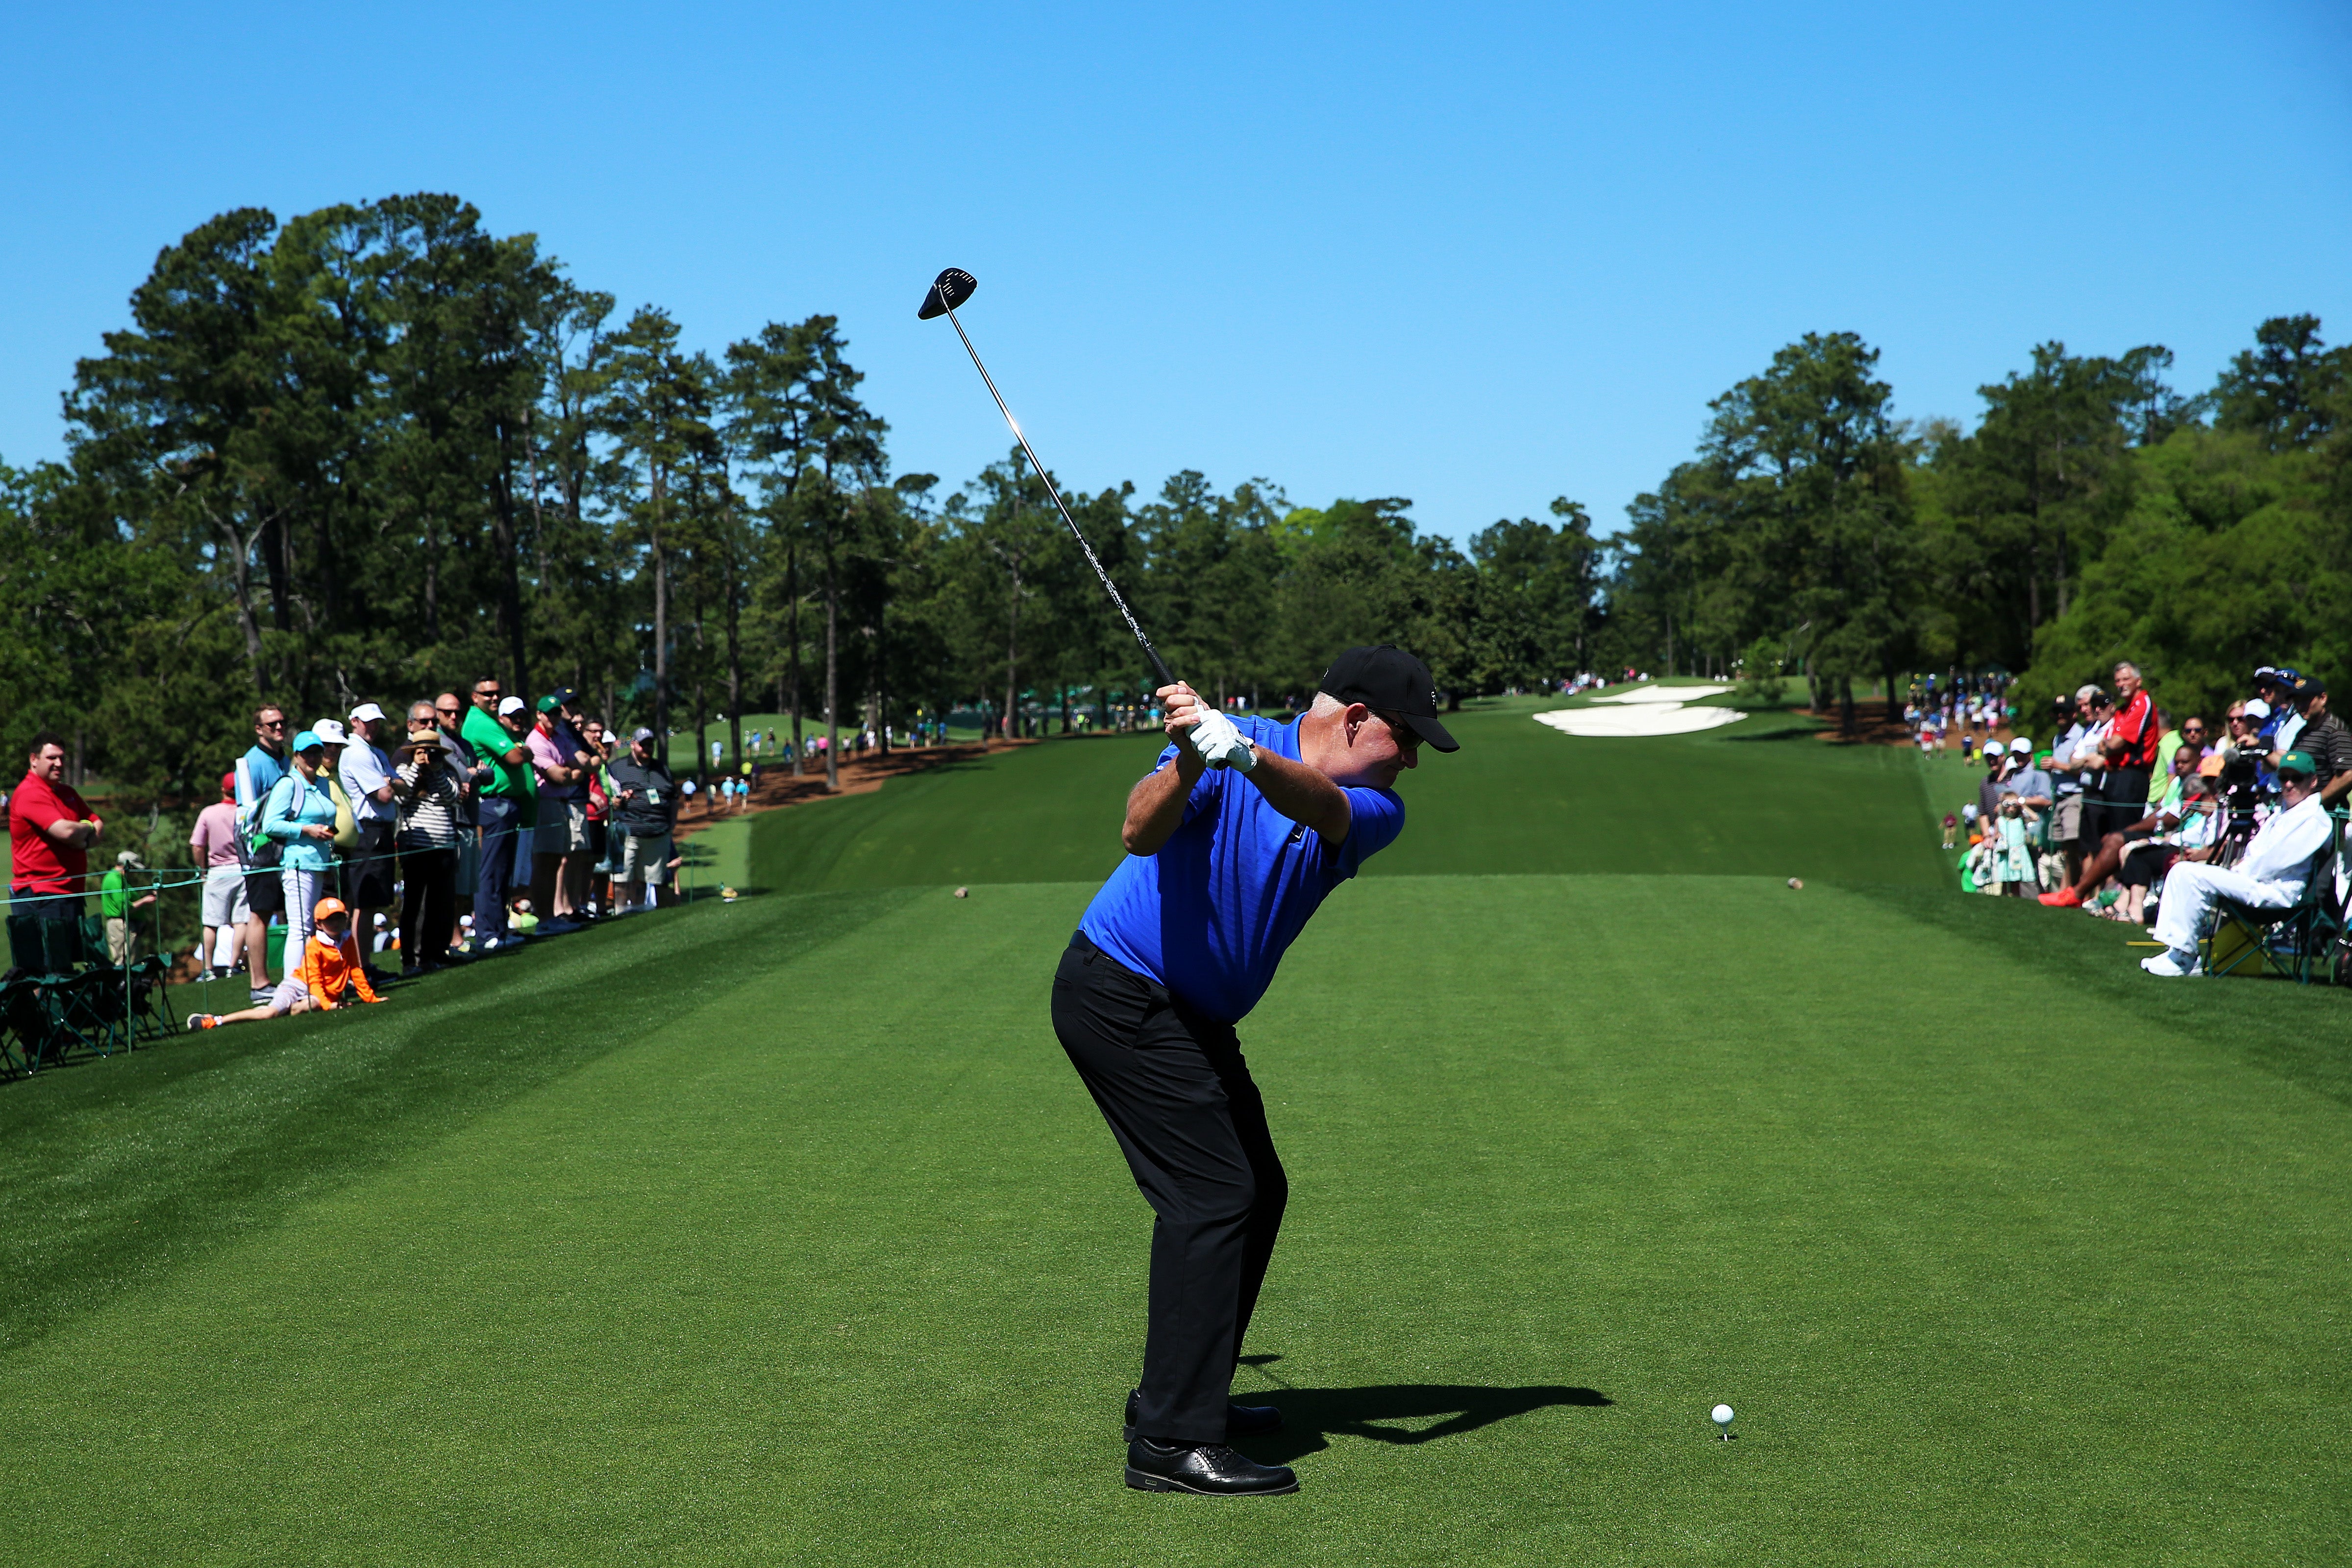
748, 693, 1953, 892
4, 695, 2350, 1563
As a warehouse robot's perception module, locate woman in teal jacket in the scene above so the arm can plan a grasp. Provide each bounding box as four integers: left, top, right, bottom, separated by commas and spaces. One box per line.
260, 729, 340, 953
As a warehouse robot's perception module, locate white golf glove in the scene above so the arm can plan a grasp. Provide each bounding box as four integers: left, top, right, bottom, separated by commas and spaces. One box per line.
1187, 708, 1256, 772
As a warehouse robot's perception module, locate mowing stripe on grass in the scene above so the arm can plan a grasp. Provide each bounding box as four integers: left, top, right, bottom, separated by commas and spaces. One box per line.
0, 888, 917, 1357
745, 698, 1952, 894
1, 876, 2346, 1564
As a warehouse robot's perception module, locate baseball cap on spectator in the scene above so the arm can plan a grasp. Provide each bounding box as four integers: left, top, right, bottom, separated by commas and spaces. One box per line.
535, 695, 562, 714
544, 687, 577, 709
2243, 698, 2271, 721
1982, 739, 2006, 757
2278, 750, 2319, 778
2254, 664, 2279, 681
349, 701, 387, 724
292, 729, 324, 754
2290, 674, 2327, 700
2199, 753, 2225, 777
116, 849, 145, 869
311, 718, 349, 746
630, 727, 655, 746
219, 771, 235, 796
498, 696, 528, 719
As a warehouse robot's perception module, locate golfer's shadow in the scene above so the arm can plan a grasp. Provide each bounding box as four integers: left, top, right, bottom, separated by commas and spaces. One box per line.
1233, 1357, 1611, 1464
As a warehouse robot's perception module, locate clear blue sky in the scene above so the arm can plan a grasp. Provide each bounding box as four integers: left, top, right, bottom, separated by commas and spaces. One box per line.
4, 1, 2348, 542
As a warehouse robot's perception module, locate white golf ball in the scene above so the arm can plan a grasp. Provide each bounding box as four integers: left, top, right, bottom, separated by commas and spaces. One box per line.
1710, 1403, 1734, 1425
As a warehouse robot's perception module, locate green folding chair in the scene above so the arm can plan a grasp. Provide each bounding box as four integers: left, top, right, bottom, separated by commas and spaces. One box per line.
2203, 814, 2347, 984
127, 948, 178, 1041
3, 913, 92, 1067
55, 916, 132, 1058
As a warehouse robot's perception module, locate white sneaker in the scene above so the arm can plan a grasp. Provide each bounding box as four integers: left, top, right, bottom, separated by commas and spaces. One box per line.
2140, 949, 2201, 978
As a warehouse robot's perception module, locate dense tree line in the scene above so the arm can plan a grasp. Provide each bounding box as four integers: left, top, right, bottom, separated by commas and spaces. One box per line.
1603, 317, 2352, 730
3, 195, 2345, 803
0, 197, 1607, 800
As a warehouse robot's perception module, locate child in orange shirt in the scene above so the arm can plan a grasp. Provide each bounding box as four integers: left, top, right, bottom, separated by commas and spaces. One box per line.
186, 897, 386, 1029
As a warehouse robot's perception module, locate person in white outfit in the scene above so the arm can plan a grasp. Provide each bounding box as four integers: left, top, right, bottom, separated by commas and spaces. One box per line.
2145, 749, 2334, 977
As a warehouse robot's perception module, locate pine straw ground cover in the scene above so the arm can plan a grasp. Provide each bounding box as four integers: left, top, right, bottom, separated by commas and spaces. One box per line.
2, 697, 2347, 1563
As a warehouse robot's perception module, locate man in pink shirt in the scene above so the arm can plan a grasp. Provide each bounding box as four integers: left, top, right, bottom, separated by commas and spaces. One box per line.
525, 691, 598, 931
189, 771, 249, 981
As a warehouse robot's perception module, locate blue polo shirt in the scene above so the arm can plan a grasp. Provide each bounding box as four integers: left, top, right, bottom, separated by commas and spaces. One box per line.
1079, 715, 1407, 1023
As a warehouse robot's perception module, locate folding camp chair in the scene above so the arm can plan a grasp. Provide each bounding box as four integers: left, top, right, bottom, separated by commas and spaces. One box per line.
2202, 813, 2347, 984
3, 913, 94, 1067
127, 949, 178, 1041
0, 976, 44, 1077
52, 916, 132, 1058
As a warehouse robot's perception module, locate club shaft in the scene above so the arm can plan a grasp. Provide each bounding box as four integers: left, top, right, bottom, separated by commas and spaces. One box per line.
942, 307, 1177, 690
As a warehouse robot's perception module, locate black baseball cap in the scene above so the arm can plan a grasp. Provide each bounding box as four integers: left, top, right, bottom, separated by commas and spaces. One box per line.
1318, 645, 1459, 752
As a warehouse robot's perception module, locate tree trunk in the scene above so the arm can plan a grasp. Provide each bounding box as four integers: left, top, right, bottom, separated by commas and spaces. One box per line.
1838, 675, 1856, 735
261, 510, 292, 636
493, 427, 529, 699
219, 511, 266, 693
875, 594, 891, 757
725, 555, 744, 783
649, 456, 670, 747
422, 524, 441, 643
1002, 565, 1022, 743
823, 543, 840, 792
786, 542, 804, 777
2026, 524, 2042, 630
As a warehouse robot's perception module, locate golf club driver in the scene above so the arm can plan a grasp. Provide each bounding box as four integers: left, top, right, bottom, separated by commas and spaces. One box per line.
918, 268, 1177, 692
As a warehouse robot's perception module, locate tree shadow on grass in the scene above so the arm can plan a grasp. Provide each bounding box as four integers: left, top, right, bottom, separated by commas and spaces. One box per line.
1232, 1357, 1611, 1464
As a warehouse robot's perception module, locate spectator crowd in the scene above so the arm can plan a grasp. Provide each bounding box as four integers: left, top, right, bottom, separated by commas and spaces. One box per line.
1945, 661, 2352, 978
8, 682, 700, 1028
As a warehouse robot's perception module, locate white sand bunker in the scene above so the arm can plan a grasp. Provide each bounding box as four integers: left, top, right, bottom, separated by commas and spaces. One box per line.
1587, 682, 1733, 705
1534, 684, 1745, 738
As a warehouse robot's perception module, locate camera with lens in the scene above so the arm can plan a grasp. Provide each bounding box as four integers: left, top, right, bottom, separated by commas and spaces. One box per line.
2215, 744, 2269, 820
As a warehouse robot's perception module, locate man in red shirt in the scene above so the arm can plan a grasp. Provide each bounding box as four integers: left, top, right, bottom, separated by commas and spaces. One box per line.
2091, 661, 2161, 845
9, 732, 100, 925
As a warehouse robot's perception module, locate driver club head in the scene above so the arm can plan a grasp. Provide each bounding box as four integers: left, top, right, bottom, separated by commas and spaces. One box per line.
918, 268, 977, 320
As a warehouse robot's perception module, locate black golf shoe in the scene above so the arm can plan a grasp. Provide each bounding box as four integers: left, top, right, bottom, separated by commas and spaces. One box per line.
1123, 1388, 1282, 1443
1124, 1438, 1298, 1496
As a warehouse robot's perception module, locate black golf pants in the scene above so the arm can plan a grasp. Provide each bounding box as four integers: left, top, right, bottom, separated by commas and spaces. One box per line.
1052, 932, 1287, 1446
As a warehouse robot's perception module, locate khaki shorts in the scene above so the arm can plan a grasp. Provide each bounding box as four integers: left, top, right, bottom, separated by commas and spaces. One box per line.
534, 799, 589, 856
621, 831, 673, 886
2054, 796, 2082, 843
202, 862, 251, 927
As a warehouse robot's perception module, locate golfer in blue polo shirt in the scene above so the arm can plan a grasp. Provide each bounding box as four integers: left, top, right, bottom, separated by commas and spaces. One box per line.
1054, 644, 1458, 1497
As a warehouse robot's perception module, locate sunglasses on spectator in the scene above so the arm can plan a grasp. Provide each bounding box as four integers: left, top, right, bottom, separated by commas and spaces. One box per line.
259, 718, 286, 729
